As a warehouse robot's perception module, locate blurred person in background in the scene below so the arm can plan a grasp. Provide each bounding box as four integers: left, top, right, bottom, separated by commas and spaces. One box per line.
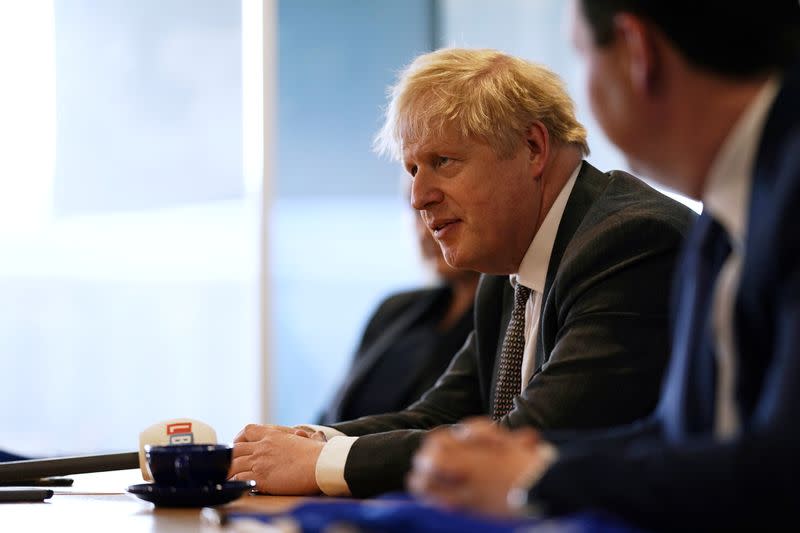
317, 203, 480, 424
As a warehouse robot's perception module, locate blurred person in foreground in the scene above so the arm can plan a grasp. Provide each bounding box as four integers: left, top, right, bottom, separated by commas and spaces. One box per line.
408, 1, 800, 530
228, 47, 693, 498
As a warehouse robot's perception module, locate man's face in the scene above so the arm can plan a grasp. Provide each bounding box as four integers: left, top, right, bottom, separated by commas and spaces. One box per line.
570, 0, 648, 175
571, 0, 709, 198
404, 126, 539, 275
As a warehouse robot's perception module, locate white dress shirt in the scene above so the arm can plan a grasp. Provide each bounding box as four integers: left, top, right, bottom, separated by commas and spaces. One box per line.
702, 75, 780, 439
514, 164, 579, 389
302, 164, 581, 496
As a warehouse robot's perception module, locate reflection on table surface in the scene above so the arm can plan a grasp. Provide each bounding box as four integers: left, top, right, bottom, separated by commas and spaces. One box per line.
1, 469, 308, 532
2, 470, 648, 533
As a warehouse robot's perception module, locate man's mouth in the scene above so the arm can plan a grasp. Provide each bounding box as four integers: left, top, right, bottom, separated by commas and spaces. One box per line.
429, 219, 460, 237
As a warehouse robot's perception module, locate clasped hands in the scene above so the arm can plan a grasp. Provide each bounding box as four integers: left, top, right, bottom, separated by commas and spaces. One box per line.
407, 418, 547, 516
227, 417, 549, 514
228, 423, 327, 495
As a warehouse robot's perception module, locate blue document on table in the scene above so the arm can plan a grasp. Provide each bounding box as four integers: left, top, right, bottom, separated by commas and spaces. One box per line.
217, 492, 645, 533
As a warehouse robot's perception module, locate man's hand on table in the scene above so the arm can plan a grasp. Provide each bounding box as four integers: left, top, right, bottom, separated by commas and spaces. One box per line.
229, 424, 324, 495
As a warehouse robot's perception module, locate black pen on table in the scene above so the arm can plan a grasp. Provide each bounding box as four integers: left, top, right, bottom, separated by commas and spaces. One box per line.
0, 477, 74, 487
0, 488, 54, 503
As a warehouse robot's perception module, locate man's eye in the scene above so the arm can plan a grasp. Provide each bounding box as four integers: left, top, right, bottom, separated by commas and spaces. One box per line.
406, 164, 418, 177
436, 156, 451, 167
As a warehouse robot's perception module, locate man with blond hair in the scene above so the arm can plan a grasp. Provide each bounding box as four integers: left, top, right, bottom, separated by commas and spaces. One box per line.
228, 48, 693, 498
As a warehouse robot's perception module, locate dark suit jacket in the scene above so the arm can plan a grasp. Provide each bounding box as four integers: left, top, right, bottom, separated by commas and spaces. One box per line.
317, 286, 473, 425
529, 62, 800, 531
329, 162, 694, 497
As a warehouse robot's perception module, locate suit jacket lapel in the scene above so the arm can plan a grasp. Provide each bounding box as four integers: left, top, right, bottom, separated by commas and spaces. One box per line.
535, 161, 610, 371
484, 276, 515, 411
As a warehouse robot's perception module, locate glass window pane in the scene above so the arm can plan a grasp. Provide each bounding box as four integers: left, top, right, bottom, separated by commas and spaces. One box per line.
0, 0, 260, 456
272, 0, 435, 424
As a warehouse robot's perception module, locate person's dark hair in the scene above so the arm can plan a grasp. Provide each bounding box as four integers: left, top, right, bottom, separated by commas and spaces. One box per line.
580, 0, 800, 78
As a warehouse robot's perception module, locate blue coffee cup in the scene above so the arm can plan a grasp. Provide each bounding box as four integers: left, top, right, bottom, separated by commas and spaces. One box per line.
144, 444, 232, 487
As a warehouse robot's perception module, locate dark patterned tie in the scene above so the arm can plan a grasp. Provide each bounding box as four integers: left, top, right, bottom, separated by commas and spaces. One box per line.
493, 283, 531, 420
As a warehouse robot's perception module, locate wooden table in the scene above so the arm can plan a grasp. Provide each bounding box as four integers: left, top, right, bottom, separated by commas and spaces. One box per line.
2, 470, 644, 532
1, 469, 309, 532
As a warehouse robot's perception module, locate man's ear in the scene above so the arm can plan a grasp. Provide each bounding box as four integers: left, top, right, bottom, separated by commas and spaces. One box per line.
525, 121, 549, 179
613, 13, 659, 94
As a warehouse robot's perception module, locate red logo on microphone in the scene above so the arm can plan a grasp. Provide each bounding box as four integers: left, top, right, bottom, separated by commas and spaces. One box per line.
166, 422, 194, 444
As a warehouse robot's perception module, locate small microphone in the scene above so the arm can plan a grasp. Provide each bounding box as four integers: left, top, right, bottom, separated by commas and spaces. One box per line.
0, 418, 217, 484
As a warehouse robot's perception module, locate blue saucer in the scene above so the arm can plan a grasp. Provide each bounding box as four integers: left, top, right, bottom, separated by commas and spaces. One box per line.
126, 480, 256, 507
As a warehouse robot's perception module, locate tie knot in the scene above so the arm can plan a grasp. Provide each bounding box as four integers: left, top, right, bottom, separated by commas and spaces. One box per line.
514, 284, 531, 307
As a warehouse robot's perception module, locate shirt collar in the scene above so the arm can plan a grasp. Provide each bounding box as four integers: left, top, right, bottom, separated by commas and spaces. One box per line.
511, 162, 581, 293
702, 76, 781, 248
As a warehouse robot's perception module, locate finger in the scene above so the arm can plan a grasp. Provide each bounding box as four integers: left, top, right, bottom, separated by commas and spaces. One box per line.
426, 484, 475, 510
407, 468, 437, 497
421, 427, 459, 449
457, 418, 506, 441
449, 423, 468, 439
450, 423, 502, 446
412, 448, 468, 483
229, 470, 269, 494
228, 454, 255, 477
511, 427, 540, 446
230, 470, 256, 481
411, 449, 434, 475
263, 424, 299, 434
460, 416, 495, 429
247, 423, 296, 440
233, 423, 267, 443
233, 426, 248, 443
309, 430, 328, 442
232, 441, 256, 458
409, 470, 471, 510
229, 470, 250, 481
407, 466, 459, 497
293, 429, 311, 438
467, 418, 498, 433
412, 442, 448, 474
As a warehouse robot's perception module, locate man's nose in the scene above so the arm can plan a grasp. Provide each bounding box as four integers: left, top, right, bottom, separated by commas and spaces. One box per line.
410, 169, 442, 211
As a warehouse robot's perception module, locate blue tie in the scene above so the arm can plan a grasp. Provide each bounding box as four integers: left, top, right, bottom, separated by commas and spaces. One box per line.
684, 215, 732, 433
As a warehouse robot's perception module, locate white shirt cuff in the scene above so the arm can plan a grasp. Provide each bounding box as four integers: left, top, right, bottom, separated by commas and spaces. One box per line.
315, 435, 358, 496
293, 424, 346, 441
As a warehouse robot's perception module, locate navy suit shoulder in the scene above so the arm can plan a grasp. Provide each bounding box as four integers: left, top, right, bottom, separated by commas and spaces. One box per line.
531, 61, 800, 531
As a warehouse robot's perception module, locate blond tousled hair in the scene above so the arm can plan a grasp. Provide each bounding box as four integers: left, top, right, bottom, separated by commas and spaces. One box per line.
374, 48, 589, 161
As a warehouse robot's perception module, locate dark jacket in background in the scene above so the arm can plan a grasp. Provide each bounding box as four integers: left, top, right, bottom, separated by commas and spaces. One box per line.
317, 286, 473, 425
